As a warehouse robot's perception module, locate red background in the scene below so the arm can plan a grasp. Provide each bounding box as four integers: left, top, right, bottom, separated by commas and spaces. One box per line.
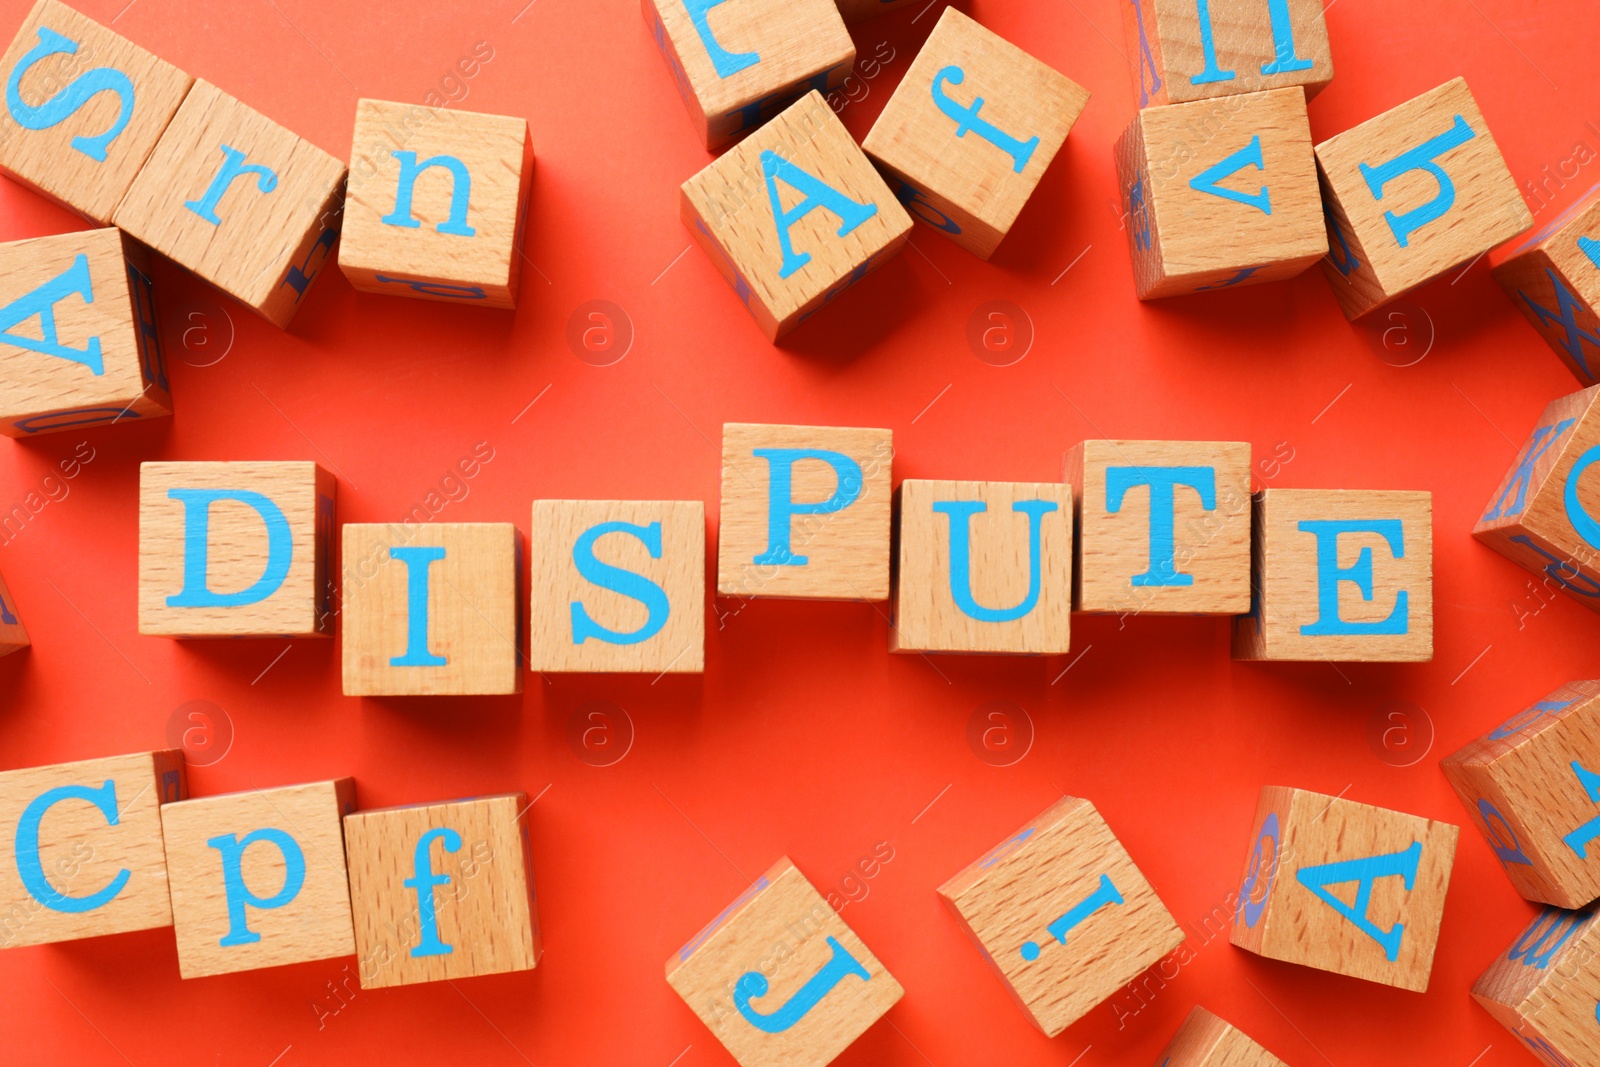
0, 0, 1594, 1063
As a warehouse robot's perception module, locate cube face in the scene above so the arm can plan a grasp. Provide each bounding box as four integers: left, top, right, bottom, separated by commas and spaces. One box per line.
1154, 1006, 1287, 1067
862, 8, 1090, 259
340, 100, 533, 309
0, 0, 193, 224
345, 794, 539, 989
161, 779, 356, 978
113, 81, 345, 329
0, 750, 185, 949
938, 797, 1184, 1037
529, 500, 705, 673
681, 91, 912, 341
1229, 786, 1458, 991
717, 423, 893, 600
139, 461, 335, 639
343, 523, 522, 696
891, 479, 1073, 655
0, 570, 28, 656
1491, 188, 1600, 387
666, 857, 903, 1067
1315, 77, 1531, 320
1122, 0, 1332, 107
1233, 488, 1432, 662
1472, 906, 1600, 1067
1067, 440, 1251, 614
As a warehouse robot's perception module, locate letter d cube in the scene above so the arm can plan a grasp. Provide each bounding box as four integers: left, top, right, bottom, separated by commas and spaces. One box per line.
1472, 907, 1600, 1067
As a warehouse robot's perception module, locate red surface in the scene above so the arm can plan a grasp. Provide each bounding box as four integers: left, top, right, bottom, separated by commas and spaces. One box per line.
0, 0, 1595, 1063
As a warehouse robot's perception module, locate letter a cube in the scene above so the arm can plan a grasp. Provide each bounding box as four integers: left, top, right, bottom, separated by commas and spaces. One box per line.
938, 797, 1184, 1037
1491, 184, 1600, 387
1114, 86, 1325, 298
1230, 786, 1458, 991
666, 856, 903, 1067
139, 461, 335, 638
1315, 77, 1530, 319
1472, 906, 1600, 1067
0, 569, 25, 656
1154, 1006, 1289, 1067
1121, 0, 1332, 108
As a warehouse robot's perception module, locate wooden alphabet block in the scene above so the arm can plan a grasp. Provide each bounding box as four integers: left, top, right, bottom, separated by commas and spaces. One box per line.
0, 750, 184, 949
0, 227, 169, 437
339, 99, 533, 309
666, 856, 903, 1067
1121, 0, 1332, 107
343, 523, 521, 696
1067, 440, 1251, 614
160, 779, 356, 978
113, 80, 345, 329
1155, 1006, 1288, 1066
529, 500, 704, 673
0, 0, 193, 224
1491, 185, 1600, 387
1229, 786, 1458, 991
1471, 906, 1600, 1067
938, 797, 1184, 1037
891, 479, 1072, 654
681, 90, 912, 341
862, 8, 1090, 259
717, 423, 893, 600
139, 461, 335, 639
834, 0, 916, 21
1232, 488, 1432, 662
1315, 77, 1531, 320
0, 569, 26, 656
1113, 86, 1324, 298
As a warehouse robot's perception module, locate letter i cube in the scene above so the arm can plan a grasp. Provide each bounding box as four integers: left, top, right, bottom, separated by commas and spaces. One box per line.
0, 569, 25, 655
1472, 906, 1600, 1067
1230, 786, 1458, 991
666, 856, 903, 1067
862, 8, 1090, 260
1121, 0, 1332, 108
1153, 1006, 1289, 1067
1314, 77, 1531, 319
1113, 86, 1325, 297
1491, 184, 1600, 387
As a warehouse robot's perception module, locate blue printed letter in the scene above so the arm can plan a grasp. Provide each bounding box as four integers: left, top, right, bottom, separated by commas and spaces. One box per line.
570, 521, 672, 645
406, 827, 461, 957
734, 935, 870, 1032
0, 254, 103, 374
208, 828, 306, 946
1297, 519, 1409, 636
1189, 136, 1271, 215
165, 488, 293, 609
934, 499, 1058, 623
5, 27, 133, 161
1295, 841, 1421, 961
16, 781, 129, 912
752, 448, 863, 567
682, 0, 758, 78
1105, 465, 1216, 587
382, 152, 475, 236
762, 150, 878, 279
1357, 115, 1476, 248
389, 546, 447, 667
185, 145, 279, 225
929, 66, 1040, 174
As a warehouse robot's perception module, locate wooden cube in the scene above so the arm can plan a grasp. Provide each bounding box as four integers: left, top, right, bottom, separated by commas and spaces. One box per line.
1229, 786, 1458, 991
666, 856, 903, 1066
1232, 488, 1432, 662
0, 0, 193, 224
139, 461, 335, 639
1315, 77, 1531, 320
0, 750, 185, 949
339, 99, 533, 309
834, 0, 916, 21
1121, 0, 1332, 108
160, 779, 356, 978
892, 479, 1072, 655
862, 8, 1090, 259
1067, 440, 1251, 614
113, 80, 345, 329
0, 227, 170, 437
938, 796, 1184, 1037
717, 423, 893, 600
1113, 86, 1324, 298
1491, 186, 1600, 387
1442, 681, 1600, 909
1472, 905, 1600, 1067
529, 499, 704, 674
644, 0, 853, 150
681, 90, 912, 342
1154, 1006, 1288, 1067
0, 569, 28, 656
344, 793, 539, 988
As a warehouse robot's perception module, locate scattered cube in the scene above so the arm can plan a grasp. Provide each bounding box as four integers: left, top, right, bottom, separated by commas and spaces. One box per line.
1153, 1006, 1288, 1067
1491, 185, 1600, 387
1472, 905, 1600, 1067
834, 0, 917, 21
1315, 77, 1531, 320
667, 856, 903, 1066
1120, 0, 1332, 107
0, 568, 28, 656
139, 461, 336, 639
681, 90, 911, 341
938, 796, 1184, 1037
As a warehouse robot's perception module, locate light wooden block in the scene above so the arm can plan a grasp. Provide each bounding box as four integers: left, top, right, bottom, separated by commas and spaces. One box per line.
834, 0, 916, 21
1232, 488, 1432, 662
0, 0, 193, 224
0, 569, 28, 657
1113, 86, 1324, 298
1067, 440, 1251, 614
339, 99, 533, 309
1229, 786, 1458, 991
717, 423, 893, 600
666, 856, 903, 1067
1154, 1006, 1289, 1067
1315, 77, 1531, 320
891, 479, 1072, 655
1491, 186, 1600, 387
681, 90, 912, 342
938, 796, 1184, 1037
0, 227, 169, 437
113, 80, 345, 329
862, 8, 1090, 259
345, 793, 539, 988
1121, 0, 1332, 107
139, 461, 335, 639
529, 499, 704, 674
0, 750, 185, 949
161, 779, 356, 978
644, 0, 854, 150
1472, 906, 1600, 1067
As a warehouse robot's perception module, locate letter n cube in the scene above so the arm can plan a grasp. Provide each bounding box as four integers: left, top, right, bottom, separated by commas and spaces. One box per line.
1472, 906, 1600, 1067
0, 569, 27, 657
1154, 1006, 1289, 1067
1491, 184, 1600, 387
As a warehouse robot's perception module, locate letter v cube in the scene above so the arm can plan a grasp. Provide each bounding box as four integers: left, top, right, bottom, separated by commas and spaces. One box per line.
1472, 906, 1600, 1067
1491, 183, 1600, 387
